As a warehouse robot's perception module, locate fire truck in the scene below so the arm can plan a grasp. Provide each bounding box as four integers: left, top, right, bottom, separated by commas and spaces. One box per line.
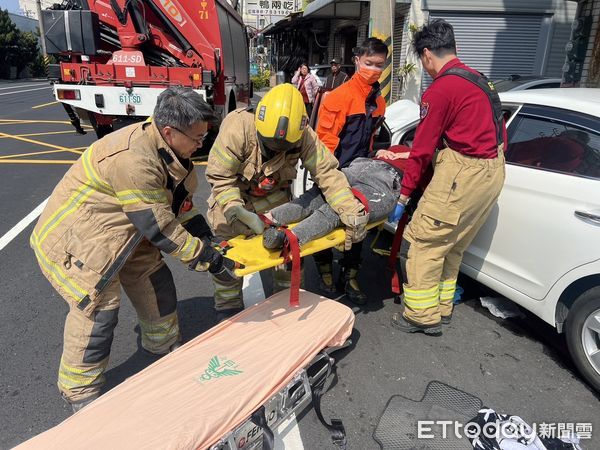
41, 0, 250, 138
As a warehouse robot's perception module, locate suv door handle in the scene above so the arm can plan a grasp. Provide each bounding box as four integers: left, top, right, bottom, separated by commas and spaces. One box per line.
575, 210, 600, 224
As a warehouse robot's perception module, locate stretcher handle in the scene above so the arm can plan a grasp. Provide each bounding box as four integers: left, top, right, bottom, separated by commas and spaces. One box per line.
250, 406, 275, 450
309, 353, 348, 449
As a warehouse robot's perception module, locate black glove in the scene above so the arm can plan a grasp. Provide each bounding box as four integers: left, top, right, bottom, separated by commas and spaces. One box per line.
189, 240, 240, 284
209, 254, 239, 284
182, 214, 213, 239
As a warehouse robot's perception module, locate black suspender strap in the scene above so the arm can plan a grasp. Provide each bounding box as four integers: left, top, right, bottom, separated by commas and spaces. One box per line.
437, 67, 504, 146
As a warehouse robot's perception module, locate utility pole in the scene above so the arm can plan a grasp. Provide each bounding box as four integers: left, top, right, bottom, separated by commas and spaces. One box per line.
36, 0, 48, 57
369, 0, 394, 104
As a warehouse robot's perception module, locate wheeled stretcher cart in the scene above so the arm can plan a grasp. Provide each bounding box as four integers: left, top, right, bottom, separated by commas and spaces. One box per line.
16, 289, 354, 450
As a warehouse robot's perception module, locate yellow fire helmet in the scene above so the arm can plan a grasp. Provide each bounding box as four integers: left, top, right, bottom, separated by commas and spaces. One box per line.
255, 83, 308, 152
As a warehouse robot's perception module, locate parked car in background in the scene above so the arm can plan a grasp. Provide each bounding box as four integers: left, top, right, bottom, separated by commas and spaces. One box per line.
310, 64, 355, 87
492, 74, 562, 92
384, 88, 600, 392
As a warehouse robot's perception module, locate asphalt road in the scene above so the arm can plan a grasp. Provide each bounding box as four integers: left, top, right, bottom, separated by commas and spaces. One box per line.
0, 80, 598, 449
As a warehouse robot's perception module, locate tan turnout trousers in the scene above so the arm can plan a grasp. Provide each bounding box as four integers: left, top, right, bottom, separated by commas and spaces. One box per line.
402, 147, 505, 325
59, 240, 179, 402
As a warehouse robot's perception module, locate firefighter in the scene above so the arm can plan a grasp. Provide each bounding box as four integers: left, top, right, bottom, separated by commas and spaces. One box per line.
31, 87, 240, 412
314, 37, 388, 305
389, 19, 506, 335
205, 83, 369, 321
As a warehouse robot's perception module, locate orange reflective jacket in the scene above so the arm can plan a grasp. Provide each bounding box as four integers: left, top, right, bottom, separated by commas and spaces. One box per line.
316, 74, 386, 168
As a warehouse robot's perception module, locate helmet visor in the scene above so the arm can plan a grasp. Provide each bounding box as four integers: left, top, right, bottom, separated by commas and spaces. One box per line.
259, 136, 299, 152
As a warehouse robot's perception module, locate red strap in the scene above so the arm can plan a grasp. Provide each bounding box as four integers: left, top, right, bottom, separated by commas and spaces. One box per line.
350, 188, 369, 214
280, 228, 301, 308
388, 214, 409, 295
258, 214, 299, 306
258, 214, 277, 227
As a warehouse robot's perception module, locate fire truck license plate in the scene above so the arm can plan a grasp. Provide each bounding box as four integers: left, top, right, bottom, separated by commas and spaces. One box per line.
119, 93, 142, 104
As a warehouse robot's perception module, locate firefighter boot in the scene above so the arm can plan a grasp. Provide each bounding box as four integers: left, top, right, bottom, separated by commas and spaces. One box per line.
272, 262, 305, 293
66, 393, 99, 414
340, 266, 367, 305
316, 262, 336, 294
390, 312, 442, 335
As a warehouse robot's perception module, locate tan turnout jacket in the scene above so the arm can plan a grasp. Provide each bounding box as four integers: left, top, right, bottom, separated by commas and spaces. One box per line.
206, 109, 362, 237
31, 121, 206, 316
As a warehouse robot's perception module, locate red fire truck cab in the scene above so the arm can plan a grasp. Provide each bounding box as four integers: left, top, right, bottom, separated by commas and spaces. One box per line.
42, 0, 250, 138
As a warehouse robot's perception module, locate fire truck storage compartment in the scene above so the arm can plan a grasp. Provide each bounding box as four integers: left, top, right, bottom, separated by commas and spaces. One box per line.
42, 10, 100, 55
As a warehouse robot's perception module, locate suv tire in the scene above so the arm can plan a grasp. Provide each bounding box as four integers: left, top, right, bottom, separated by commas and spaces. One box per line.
565, 286, 600, 392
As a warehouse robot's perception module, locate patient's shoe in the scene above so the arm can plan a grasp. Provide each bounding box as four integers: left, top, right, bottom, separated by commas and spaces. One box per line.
263, 227, 286, 249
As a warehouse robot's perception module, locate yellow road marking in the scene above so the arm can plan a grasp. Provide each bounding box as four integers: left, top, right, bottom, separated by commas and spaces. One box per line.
0, 160, 76, 164
193, 161, 208, 166
0, 119, 91, 127
0, 130, 79, 139
32, 101, 59, 109
0, 132, 84, 155
0, 149, 71, 159
0, 157, 200, 165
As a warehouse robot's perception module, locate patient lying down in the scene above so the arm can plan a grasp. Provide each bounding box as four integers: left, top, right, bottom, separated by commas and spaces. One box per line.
262, 146, 409, 250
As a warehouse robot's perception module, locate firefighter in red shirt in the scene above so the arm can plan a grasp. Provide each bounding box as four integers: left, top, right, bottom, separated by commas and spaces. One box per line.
314, 37, 388, 304
389, 19, 506, 334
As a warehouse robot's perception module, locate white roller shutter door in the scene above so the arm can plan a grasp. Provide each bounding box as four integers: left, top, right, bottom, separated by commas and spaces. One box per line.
423, 13, 545, 90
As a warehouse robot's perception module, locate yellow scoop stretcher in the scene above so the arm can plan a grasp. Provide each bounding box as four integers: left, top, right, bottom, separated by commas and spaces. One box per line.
227, 221, 384, 277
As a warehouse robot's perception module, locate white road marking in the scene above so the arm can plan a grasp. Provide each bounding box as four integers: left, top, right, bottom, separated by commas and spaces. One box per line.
275, 413, 306, 450
0, 86, 52, 96
242, 272, 266, 307
0, 82, 49, 91
0, 198, 48, 251
242, 274, 306, 449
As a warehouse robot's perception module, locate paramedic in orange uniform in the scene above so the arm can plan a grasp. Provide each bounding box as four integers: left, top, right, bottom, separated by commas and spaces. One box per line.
314, 37, 388, 304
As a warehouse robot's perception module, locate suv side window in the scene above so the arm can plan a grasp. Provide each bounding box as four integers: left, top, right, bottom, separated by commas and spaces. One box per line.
528, 82, 561, 89
506, 108, 600, 179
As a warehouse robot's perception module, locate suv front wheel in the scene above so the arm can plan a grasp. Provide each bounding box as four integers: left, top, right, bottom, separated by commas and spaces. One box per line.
565, 286, 600, 392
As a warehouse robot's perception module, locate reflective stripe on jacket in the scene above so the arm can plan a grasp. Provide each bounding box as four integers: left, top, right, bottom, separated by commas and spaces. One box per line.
31, 121, 206, 314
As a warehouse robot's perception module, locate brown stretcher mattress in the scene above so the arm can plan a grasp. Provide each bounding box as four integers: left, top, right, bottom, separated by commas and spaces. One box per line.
15, 289, 354, 450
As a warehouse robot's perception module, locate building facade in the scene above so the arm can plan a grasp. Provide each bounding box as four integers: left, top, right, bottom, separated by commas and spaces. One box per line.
17, 0, 54, 19
575, 0, 599, 87
264, 0, 580, 103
